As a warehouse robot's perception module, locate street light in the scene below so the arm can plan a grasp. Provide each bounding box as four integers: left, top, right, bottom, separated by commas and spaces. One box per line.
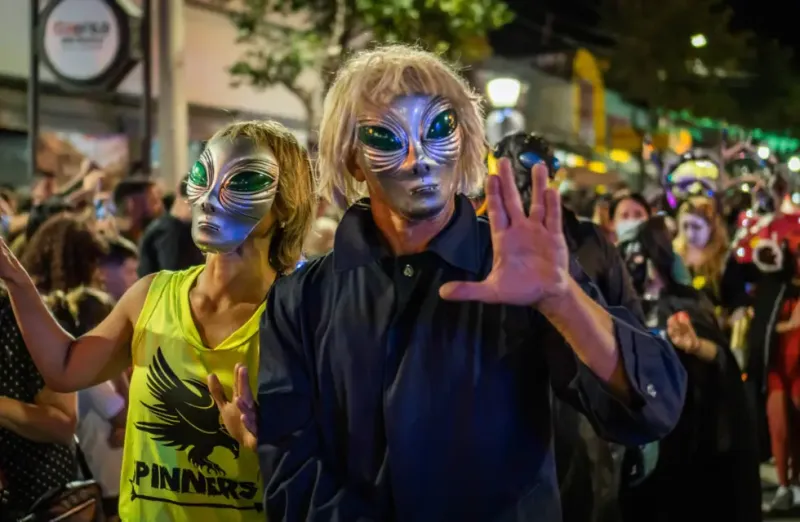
486, 78, 521, 108
789, 156, 800, 172
757, 146, 770, 160
691, 34, 707, 48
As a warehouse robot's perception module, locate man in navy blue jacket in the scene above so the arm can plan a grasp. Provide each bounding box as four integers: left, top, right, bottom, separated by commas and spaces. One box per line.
256, 45, 687, 522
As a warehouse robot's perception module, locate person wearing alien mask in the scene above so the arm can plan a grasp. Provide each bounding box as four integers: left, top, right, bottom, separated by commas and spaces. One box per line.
495, 131, 643, 522
255, 45, 686, 521
0, 120, 316, 521
673, 196, 729, 309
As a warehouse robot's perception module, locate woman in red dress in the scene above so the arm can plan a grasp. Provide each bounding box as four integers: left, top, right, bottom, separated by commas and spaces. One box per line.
767, 267, 800, 511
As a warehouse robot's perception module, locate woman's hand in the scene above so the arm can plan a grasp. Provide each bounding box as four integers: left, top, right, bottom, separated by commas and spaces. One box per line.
667, 311, 701, 355
0, 237, 30, 288
728, 306, 754, 326
788, 302, 800, 329
108, 426, 125, 448
208, 364, 257, 452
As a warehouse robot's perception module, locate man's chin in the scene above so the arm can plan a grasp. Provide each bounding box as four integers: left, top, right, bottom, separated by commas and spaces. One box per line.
399, 204, 449, 222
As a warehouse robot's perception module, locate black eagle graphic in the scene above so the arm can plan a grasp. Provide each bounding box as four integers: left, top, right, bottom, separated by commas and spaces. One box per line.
135, 348, 239, 475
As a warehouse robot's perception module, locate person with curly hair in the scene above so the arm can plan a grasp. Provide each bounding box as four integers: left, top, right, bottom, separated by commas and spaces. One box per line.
0, 212, 107, 516
20, 212, 108, 295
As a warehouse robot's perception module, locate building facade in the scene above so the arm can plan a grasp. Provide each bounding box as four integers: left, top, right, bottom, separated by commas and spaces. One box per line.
0, 0, 310, 187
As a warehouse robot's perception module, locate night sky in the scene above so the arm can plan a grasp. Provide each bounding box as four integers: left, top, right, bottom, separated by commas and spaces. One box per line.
490, 0, 800, 66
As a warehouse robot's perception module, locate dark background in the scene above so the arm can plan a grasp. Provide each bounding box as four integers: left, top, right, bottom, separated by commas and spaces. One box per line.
490, 0, 800, 66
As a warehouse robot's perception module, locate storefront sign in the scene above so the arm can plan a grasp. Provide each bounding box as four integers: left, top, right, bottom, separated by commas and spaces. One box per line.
39, 0, 140, 91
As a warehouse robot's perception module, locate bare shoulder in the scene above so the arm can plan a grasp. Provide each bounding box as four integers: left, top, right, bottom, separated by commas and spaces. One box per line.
116, 272, 159, 324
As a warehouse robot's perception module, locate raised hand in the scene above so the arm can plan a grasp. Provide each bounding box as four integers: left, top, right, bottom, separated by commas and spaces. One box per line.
666, 312, 700, 354
208, 364, 257, 451
0, 237, 29, 287
439, 158, 569, 307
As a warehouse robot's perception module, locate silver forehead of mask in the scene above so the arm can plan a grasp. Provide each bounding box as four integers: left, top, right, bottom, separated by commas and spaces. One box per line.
355, 94, 462, 221
186, 140, 280, 253
357, 95, 461, 174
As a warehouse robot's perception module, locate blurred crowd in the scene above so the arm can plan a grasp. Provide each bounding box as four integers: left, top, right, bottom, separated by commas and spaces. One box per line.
0, 40, 761, 522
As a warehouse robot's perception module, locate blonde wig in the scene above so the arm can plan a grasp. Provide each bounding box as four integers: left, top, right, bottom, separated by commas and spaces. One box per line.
209, 121, 316, 273
673, 196, 729, 289
317, 44, 488, 207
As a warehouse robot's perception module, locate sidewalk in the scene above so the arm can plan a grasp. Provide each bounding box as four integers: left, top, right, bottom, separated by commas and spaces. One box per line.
763, 463, 800, 520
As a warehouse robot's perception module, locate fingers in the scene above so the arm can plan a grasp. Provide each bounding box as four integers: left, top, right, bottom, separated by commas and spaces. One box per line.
485, 173, 509, 232
237, 365, 254, 403
439, 281, 494, 302
528, 163, 549, 222
497, 158, 525, 224
238, 400, 257, 436
233, 363, 241, 397
235, 366, 258, 439
544, 187, 562, 232
207, 373, 229, 406
667, 312, 689, 330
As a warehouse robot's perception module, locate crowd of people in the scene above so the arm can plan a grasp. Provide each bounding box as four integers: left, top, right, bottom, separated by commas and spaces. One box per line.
0, 43, 793, 522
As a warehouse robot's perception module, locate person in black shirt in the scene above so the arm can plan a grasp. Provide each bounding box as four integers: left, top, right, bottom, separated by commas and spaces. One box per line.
491, 132, 644, 522
255, 45, 687, 522
137, 173, 204, 276
112, 177, 164, 245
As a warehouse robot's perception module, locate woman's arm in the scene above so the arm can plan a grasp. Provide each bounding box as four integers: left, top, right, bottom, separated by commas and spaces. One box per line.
0, 387, 76, 445
776, 300, 800, 333
4, 273, 155, 392
687, 337, 719, 363
668, 312, 722, 363
776, 321, 798, 334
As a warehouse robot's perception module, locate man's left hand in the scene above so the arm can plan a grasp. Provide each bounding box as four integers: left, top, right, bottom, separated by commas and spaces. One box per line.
440, 159, 569, 306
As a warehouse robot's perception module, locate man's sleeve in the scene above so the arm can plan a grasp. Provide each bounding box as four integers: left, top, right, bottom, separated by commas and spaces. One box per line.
257, 277, 375, 521
544, 271, 688, 446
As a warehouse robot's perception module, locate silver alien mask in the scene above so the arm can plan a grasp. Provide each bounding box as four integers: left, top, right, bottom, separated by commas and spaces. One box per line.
186, 137, 280, 254
355, 94, 461, 221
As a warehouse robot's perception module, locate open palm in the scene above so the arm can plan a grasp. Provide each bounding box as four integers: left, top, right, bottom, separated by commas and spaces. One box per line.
666, 312, 699, 354
440, 159, 569, 306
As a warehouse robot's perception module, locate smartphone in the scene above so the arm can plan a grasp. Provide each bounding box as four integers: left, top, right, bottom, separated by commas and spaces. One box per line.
94, 199, 114, 220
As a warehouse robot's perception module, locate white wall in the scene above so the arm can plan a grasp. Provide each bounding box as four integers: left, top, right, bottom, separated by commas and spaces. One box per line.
0, 1, 309, 126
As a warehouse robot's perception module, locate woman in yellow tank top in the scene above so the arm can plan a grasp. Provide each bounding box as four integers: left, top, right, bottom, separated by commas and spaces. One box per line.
0, 120, 316, 521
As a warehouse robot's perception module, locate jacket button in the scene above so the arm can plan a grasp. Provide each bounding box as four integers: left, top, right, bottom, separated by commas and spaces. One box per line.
646, 384, 657, 397
403, 264, 414, 277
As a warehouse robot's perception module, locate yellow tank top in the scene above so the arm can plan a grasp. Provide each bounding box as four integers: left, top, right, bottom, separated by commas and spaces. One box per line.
119, 265, 265, 522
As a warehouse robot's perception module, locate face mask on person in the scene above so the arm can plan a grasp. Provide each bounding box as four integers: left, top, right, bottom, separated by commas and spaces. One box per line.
679, 214, 711, 249
355, 94, 461, 221
615, 219, 644, 242
620, 239, 647, 295
186, 137, 280, 254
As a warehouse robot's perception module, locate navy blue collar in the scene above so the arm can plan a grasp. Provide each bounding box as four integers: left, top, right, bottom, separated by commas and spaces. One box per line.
332, 194, 483, 274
